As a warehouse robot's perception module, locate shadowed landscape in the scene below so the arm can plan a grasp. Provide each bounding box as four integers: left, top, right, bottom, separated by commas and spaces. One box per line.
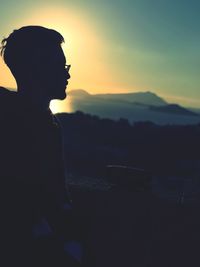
55, 110, 200, 266
1, 0, 200, 266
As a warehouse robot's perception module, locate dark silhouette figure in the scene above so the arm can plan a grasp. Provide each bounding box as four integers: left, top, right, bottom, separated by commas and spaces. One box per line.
0, 26, 80, 266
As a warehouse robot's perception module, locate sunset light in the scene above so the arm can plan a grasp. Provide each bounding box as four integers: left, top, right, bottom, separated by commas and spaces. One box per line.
0, 0, 200, 110
1, 2, 200, 265
0, 5, 114, 92
0, 5, 118, 112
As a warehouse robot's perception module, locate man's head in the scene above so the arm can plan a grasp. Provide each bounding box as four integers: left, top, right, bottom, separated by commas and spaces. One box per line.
0, 26, 70, 101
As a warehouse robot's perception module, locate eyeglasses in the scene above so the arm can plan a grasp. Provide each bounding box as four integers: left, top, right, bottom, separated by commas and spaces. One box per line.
65, 64, 71, 72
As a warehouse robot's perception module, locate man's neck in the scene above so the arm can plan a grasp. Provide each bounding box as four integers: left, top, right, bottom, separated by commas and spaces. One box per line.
17, 87, 50, 111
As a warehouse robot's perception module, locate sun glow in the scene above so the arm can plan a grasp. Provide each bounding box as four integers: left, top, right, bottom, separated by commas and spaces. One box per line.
18, 6, 113, 90
0, 5, 115, 113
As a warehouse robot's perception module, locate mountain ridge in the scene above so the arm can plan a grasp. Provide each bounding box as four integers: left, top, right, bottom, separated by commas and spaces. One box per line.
65, 89, 200, 125
149, 104, 198, 117
68, 89, 167, 106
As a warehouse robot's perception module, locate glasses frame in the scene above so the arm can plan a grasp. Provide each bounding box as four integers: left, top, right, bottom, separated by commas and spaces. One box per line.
65, 64, 71, 72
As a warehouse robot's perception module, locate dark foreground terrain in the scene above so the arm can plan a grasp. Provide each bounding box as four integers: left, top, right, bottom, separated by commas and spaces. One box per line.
57, 112, 200, 266
69, 179, 200, 267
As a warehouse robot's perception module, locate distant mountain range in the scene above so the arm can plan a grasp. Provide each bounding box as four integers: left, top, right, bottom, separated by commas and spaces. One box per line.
5, 88, 200, 125
93, 91, 168, 106
149, 104, 198, 117
65, 89, 200, 125
68, 89, 167, 105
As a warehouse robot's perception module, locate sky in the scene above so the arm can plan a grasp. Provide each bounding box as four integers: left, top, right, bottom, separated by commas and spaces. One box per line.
0, 0, 200, 109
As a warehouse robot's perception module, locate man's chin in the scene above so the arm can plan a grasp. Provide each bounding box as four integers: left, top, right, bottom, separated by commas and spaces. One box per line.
52, 90, 67, 100
58, 92, 66, 100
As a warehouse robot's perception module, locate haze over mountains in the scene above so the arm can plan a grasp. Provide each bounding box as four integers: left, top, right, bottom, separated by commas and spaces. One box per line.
5, 87, 200, 125
65, 89, 200, 125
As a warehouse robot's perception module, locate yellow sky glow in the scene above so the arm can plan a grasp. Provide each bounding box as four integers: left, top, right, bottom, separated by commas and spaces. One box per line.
0, 6, 115, 91
1, 5, 199, 112
0, 5, 120, 112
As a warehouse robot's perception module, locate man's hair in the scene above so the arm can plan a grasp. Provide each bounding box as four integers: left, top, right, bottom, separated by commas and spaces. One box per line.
0, 26, 64, 73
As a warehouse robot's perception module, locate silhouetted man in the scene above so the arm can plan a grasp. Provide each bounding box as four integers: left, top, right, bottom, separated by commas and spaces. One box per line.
0, 26, 80, 266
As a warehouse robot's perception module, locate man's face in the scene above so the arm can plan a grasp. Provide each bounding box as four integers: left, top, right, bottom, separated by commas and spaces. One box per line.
36, 46, 70, 100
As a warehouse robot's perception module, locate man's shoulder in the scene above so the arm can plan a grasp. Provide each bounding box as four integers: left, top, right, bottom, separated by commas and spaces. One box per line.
0, 87, 22, 131
0, 86, 17, 98
0, 87, 18, 113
